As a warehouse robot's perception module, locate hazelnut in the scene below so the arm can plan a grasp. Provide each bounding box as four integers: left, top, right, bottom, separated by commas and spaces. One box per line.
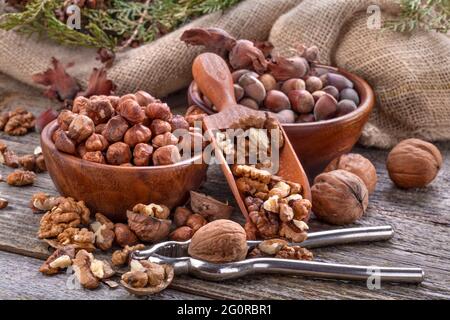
184, 106, 206, 126
73, 96, 90, 114
312, 170, 368, 225
188, 220, 248, 263
135, 91, 156, 106
264, 90, 291, 113
322, 86, 340, 100
85, 99, 114, 125
77, 143, 87, 158
259, 74, 277, 91
239, 74, 266, 105
118, 94, 137, 107
85, 133, 109, 152
234, 84, 245, 101
57, 110, 76, 130
119, 99, 146, 124
107, 96, 120, 110
152, 132, 178, 148
340, 88, 360, 105
186, 214, 207, 233
296, 113, 315, 123
173, 207, 193, 227
106, 142, 132, 165
325, 153, 377, 194
231, 69, 258, 82
281, 78, 305, 94
67, 115, 95, 143
102, 115, 129, 142
336, 100, 357, 117
124, 124, 152, 147
35, 154, 47, 172
169, 226, 194, 241
387, 139, 443, 189
288, 90, 315, 114
133, 143, 154, 166
275, 110, 296, 124
320, 73, 354, 91
305, 76, 323, 93
314, 94, 337, 121
114, 223, 139, 247
152, 145, 181, 166
146, 102, 172, 121
170, 115, 189, 131
83, 151, 106, 164
312, 90, 327, 102
54, 130, 77, 155
240, 98, 259, 110
95, 123, 106, 134
150, 119, 172, 136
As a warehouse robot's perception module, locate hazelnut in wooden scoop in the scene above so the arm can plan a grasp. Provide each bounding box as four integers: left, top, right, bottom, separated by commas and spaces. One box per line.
188, 220, 248, 263
311, 170, 368, 225
324, 153, 377, 194
387, 139, 442, 189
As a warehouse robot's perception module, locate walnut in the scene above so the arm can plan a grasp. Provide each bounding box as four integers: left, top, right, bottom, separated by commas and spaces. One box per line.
268, 181, 291, 198
57, 110, 76, 130
170, 115, 190, 131
244, 196, 263, 212
106, 142, 132, 165
236, 177, 269, 196
152, 145, 181, 165
102, 115, 129, 143
0, 112, 9, 130
83, 151, 106, 164
111, 244, 145, 267
133, 143, 154, 166
127, 209, 171, 243
72, 250, 101, 289
279, 203, 294, 222
30, 192, 63, 213
291, 198, 311, 221
244, 221, 258, 240
2, 149, 19, 168
387, 139, 443, 189
7, 169, 36, 186
53, 130, 77, 155
85, 133, 109, 152
279, 221, 308, 243
90, 213, 115, 251
18, 154, 36, 171
249, 210, 279, 239
233, 165, 272, 184
124, 124, 152, 147
85, 98, 114, 125
119, 99, 146, 124
275, 246, 313, 261
39, 246, 75, 275
188, 220, 248, 263
258, 239, 288, 255
4, 108, 35, 136
57, 227, 96, 252
263, 195, 280, 213
311, 170, 368, 225
114, 223, 139, 247
122, 271, 148, 288
135, 91, 156, 106
133, 203, 171, 220
325, 153, 377, 194
186, 214, 207, 233
35, 153, 47, 172
38, 197, 90, 239
170, 226, 194, 241
189, 191, 233, 221
0, 140, 7, 153
173, 207, 193, 227
67, 114, 95, 143
146, 102, 172, 121
121, 261, 174, 295
152, 132, 178, 148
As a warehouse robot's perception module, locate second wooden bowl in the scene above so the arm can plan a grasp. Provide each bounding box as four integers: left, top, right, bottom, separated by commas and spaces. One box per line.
189, 68, 375, 179
41, 121, 208, 222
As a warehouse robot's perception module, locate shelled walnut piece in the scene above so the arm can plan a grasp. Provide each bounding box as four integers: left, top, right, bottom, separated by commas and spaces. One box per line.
0, 108, 35, 136
56, 227, 96, 252
0, 141, 47, 172
247, 239, 313, 261
39, 245, 76, 275
30, 192, 63, 213
90, 213, 115, 251
112, 244, 146, 267
6, 169, 36, 186
72, 250, 115, 290
121, 260, 174, 295
234, 165, 311, 241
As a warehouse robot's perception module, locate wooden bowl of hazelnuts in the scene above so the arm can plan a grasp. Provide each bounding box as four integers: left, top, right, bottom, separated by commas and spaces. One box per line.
183, 29, 375, 179
40, 92, 208, 222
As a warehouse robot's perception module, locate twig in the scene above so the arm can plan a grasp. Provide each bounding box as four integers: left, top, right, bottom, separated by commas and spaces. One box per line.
116, 0, 151, 52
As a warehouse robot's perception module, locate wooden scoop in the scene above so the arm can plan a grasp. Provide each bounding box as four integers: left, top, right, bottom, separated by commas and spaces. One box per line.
192, 53, 311, 219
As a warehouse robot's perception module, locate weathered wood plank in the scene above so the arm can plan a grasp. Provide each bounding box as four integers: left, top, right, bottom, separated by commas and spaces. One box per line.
0, 72, 449, 300
0, 250, 204, 300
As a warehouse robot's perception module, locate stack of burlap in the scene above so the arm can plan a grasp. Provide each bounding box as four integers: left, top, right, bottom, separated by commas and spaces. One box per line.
1, 0, 449, 148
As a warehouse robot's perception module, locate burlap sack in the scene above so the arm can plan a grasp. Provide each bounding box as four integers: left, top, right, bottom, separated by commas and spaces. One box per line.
1, 0, 450, 148
269, 0, 450, 148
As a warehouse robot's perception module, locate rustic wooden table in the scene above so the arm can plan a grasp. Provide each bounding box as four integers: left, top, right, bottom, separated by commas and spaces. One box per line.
0, 73, 448, 300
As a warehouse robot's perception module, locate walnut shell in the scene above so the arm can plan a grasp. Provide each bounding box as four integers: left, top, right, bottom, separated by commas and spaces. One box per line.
324, 153, 377, 194
387, 139, 442, 189
127, 210, 171, 243
311, 170, 368, 225
188, 220, 248, 263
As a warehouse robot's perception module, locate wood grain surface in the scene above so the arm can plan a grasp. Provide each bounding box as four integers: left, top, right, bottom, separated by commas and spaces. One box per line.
0, 73, 449, 300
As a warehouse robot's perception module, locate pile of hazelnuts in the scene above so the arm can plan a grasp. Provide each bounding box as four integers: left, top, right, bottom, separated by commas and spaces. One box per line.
52, 91, 201, 166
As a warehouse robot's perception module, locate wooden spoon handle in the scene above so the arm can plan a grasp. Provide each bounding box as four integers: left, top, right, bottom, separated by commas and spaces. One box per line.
192, 53, 236, 112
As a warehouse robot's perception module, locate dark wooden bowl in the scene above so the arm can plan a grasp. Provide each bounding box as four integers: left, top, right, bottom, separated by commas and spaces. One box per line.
188, 68, 375, 180
41, 121, 208, 222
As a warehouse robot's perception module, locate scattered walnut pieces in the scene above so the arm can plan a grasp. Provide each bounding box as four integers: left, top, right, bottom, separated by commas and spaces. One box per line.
1, 149, 19, 168
90, 213, 115, 251
39, 245, 76, 275
111, 244, 145, 267
121, 260, 174, 295
57, 227, 96, 252
0, 108, 36, 136
38, 197, 90, 239
72, 250, 115, 290
6, 169, 36, 186
247, 239, 313, 261
30, 192, 63, 213
0, 198, 8, 209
